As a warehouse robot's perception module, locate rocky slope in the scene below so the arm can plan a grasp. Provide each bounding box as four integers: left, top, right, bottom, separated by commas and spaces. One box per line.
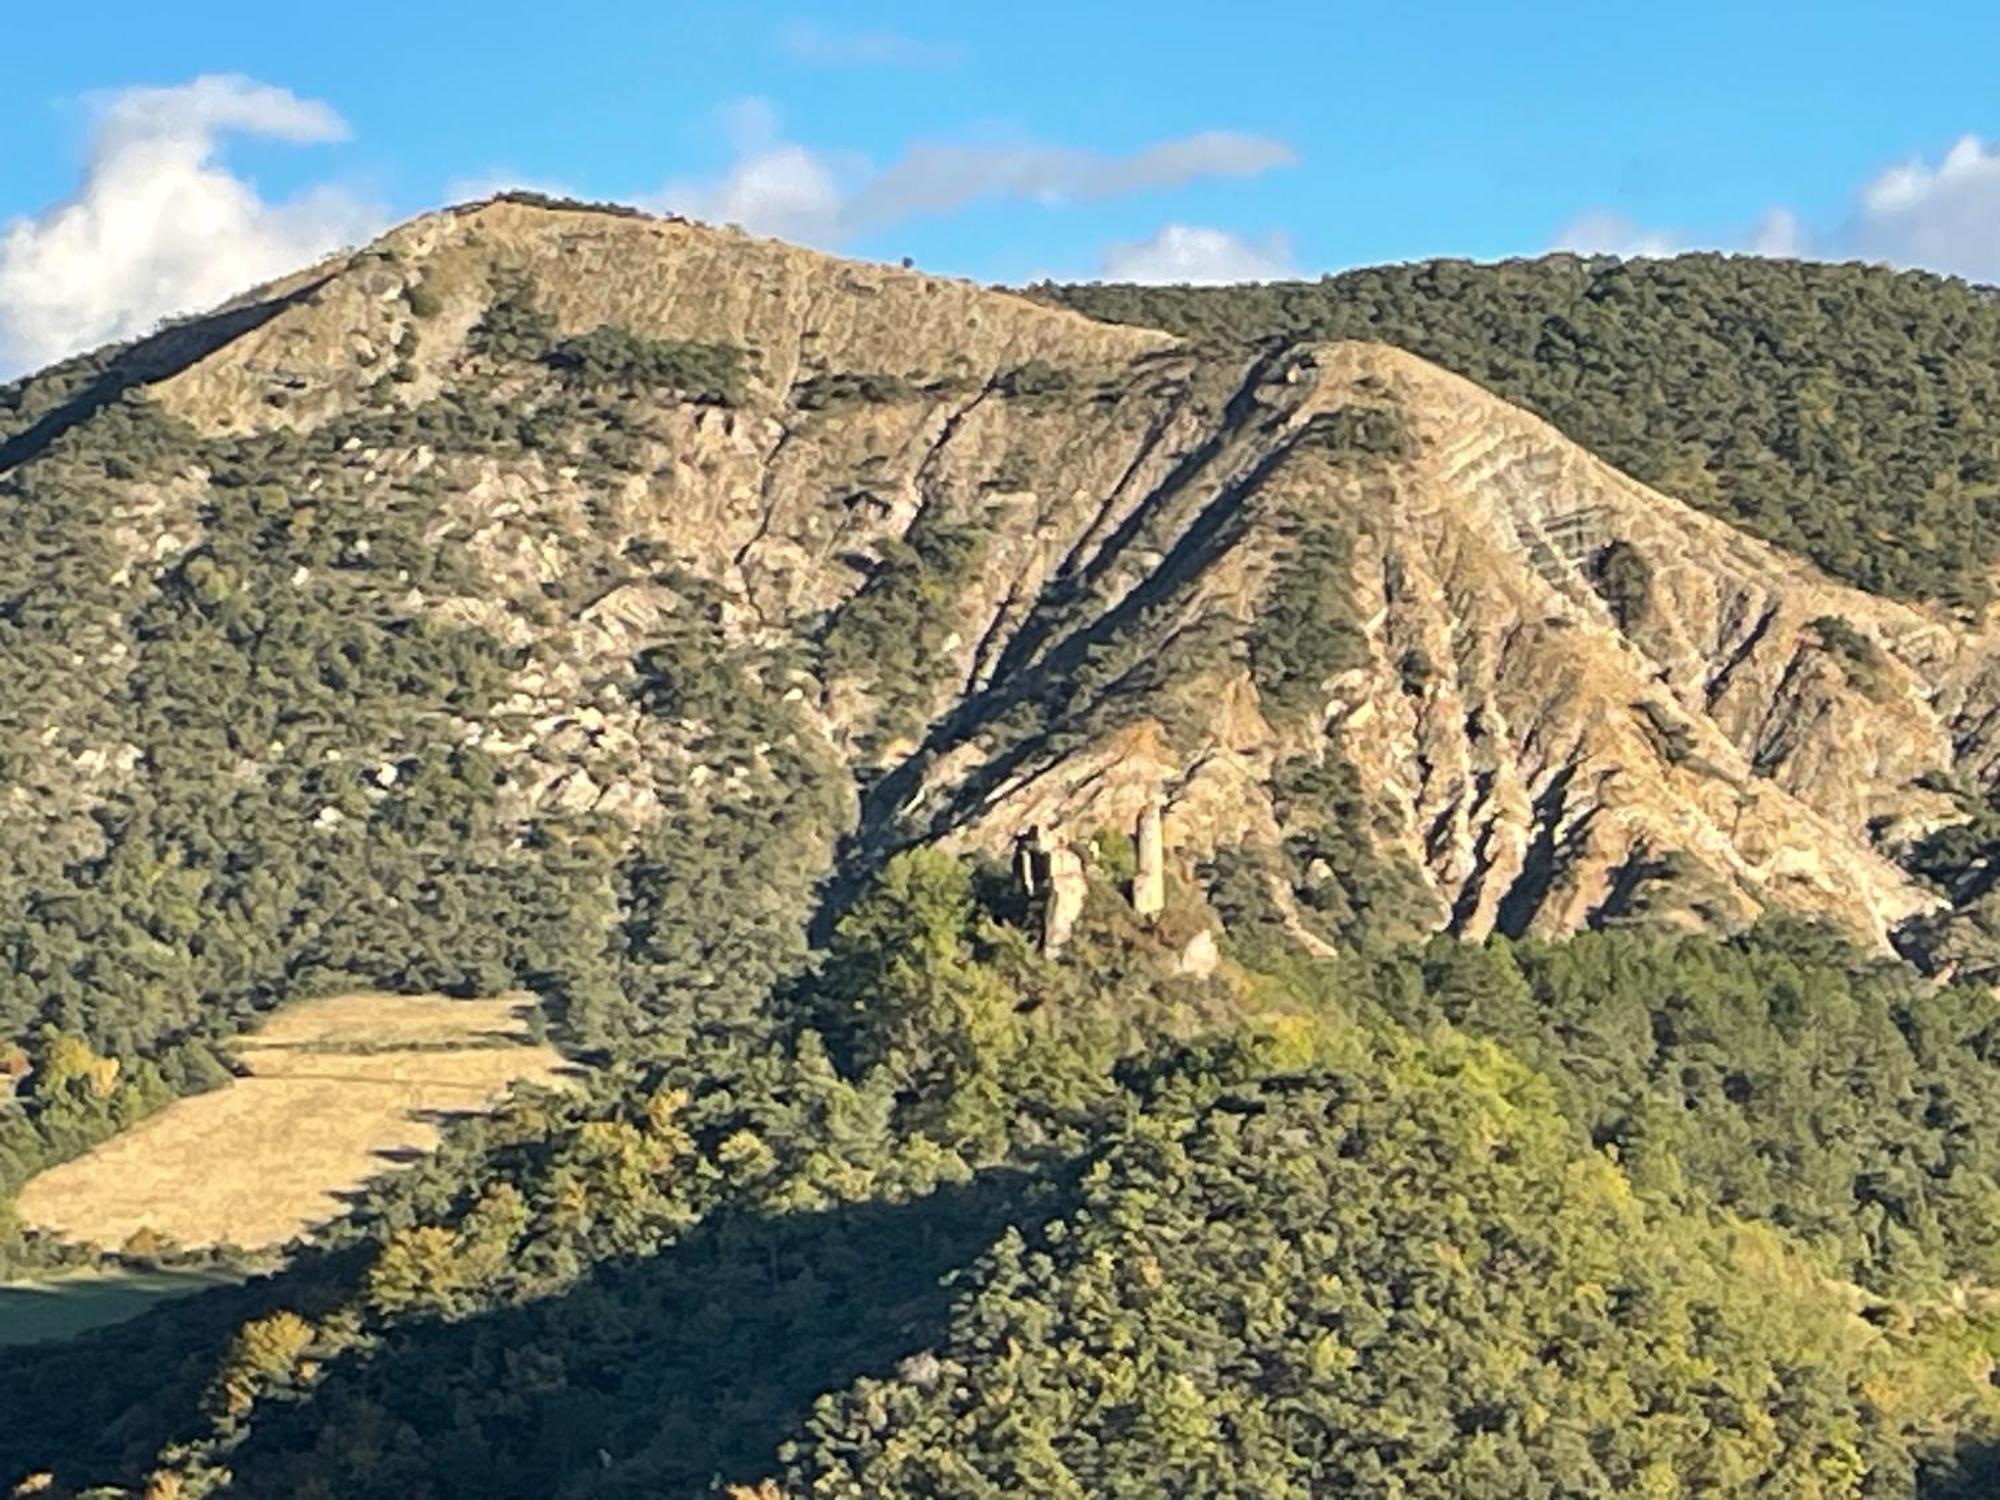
12, 195, 2000, 968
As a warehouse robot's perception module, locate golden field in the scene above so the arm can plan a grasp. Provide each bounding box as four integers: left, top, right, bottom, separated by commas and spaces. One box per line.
15, 994, 569, 1252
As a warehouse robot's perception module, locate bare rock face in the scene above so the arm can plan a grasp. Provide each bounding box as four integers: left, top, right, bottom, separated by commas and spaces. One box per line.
36, 196, 2000, 959
1327, 345, 1996, 946
1041, 843, 1088, 955
1175, 928, 1221, 978
1015, 828, 1089, 954
1133, 803, 1166, 919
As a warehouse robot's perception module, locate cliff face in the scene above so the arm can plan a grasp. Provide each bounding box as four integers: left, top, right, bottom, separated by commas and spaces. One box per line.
15, 197, 2000, 958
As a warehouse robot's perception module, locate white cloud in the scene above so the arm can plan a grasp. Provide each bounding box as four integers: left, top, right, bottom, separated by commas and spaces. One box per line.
844, 132, 1294, 229
719, 96, 784, 156
1100, 224, 1295, 284
91, 74, 348, 150
658, 102, 1296, 247
776, 20, 963, 68
1552, 207, 1801, 262
1550, 210, 1684, 260
656, 99, 856, 244
1748, 207, 1804, 258
678, 143, 851, 244
1554, 133, 2000, 283
0, 74, 379, 373
1846, 135, 2000, 280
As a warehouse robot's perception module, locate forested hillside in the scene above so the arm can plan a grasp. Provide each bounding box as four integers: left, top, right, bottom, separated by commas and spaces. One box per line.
6, 860, 2000, 1496
1042, 256, 2000, 607
7, 199, 2000, 1496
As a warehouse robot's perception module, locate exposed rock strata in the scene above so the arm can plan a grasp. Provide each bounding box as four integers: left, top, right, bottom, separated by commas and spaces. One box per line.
21, 197, 2000, 955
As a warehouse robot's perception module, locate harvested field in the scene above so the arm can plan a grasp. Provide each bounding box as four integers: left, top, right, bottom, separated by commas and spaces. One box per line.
14, 994, 570, 1252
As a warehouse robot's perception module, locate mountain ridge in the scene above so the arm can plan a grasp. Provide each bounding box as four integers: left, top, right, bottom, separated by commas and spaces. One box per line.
6, 196, 2000, 976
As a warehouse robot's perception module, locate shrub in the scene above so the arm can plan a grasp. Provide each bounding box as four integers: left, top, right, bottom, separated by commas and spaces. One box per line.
995, 360, 1073, 402
1249, 519, 1369, 722
793, 371, 917, 410
1592, 538, 1653, 630
1297, 402, 1412, 459
1811, 614, 1892, 697
546, 326, 747, 404
405, 281, 445, 320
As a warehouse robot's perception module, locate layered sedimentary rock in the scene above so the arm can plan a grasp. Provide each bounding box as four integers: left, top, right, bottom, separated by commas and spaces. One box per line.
18, 196, 2000, 958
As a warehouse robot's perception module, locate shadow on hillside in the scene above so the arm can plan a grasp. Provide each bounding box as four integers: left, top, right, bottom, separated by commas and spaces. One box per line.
1924, 1437, 2000, 1499
0, 1245, 369, 1489
0, 1169, 1056, 1497
0, 274, 332, 475
6, 1163, 1996, 1500
218, 1165, 1058, 1498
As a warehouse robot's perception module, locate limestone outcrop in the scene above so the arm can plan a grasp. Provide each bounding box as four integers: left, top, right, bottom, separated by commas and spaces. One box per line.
1015, 827, 1089, 954
1133, 803, 1166, 919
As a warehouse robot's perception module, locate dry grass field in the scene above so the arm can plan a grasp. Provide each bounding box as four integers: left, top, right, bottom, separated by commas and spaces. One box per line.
14, 994, 570, 1252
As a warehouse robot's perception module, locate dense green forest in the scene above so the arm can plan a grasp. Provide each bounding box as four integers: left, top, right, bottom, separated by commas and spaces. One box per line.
1041, 255, 2000, 608
5, 856, 1999, 1495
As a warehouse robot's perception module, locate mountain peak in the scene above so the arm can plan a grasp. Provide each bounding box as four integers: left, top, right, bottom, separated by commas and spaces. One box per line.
141, 190, 1172, 445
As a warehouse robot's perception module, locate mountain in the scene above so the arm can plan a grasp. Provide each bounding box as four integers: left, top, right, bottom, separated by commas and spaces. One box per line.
7, 199, 2000, 1028
6, 198, 2000, 1496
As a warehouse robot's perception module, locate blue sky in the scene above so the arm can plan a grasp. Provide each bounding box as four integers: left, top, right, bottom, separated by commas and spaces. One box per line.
3, 1, 1999, 370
